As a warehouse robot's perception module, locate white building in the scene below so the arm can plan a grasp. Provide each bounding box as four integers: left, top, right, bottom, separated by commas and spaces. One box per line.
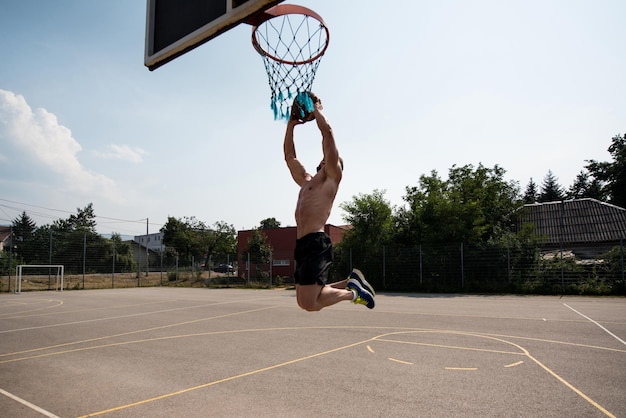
134, 232, 164, 252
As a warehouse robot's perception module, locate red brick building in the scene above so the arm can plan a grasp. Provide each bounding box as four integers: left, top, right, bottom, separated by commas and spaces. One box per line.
237, 224, 350, 279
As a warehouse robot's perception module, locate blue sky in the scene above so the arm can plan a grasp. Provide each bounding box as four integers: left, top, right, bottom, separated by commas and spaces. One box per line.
1, 0, 625, 237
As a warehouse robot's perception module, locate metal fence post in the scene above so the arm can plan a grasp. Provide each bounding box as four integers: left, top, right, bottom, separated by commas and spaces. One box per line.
619, 238, 624, 285
382, 246, 386, 289
506, 239, 511, 285
419, 245, 422, 286
82, 232, 86, 289
460, 242, 464, 289
349, 247, 353, 273
48, 230, 52, 290
8, 226, 12, 293
112, 240, 115, 288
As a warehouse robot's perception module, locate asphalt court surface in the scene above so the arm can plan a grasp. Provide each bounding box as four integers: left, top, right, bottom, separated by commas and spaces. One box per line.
0, 288, 625, 417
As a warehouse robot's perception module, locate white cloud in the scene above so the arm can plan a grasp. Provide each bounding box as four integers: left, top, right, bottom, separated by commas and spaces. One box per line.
94, 144, 146, 163
0, 89, 124, 203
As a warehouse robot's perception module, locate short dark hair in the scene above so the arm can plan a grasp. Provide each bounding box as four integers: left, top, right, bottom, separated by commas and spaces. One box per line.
316, 158, 343, 173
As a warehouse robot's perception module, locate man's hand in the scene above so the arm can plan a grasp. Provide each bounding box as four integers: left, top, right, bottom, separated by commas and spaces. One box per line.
291, 92, 321, 123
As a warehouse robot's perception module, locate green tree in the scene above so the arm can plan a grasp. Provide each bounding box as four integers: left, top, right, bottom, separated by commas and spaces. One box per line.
397, 164, 521, 246
21, 204, 110, 274
567, 170, 606, 201
198, 221, 237, 268
538, 170, 565, 202
336, 190, 394, 286
161, 216, 203, 265
586, 133, 626, 207
161, 217, 236, 267
110, 233, 136, 273
54, 203, 98, 233
51, 204, 109, 274
395, 170, 446, 245
161, 216, 190, 263
523, 178, 538, 204
339, 189, 394, 251
11, 211, 37, 263
28, 224, 53, 265
241, 229, 272, 277
259, 218, 281, 229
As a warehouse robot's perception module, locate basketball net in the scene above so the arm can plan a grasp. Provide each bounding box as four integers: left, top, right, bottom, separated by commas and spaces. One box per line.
252, 5, 330, 121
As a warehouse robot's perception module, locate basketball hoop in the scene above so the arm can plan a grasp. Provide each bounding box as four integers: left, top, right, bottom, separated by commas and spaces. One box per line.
251, 4, 330, 120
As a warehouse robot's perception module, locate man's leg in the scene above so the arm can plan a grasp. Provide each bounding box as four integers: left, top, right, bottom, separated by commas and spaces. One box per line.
328, 278, 348, 289
296, 284, 354, 312
328, 269, 375, 295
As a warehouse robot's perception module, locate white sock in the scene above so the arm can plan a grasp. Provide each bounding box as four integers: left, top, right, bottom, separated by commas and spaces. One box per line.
350, 289, 357, 301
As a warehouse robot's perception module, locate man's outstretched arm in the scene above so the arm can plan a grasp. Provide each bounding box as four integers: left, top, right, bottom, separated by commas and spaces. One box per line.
284, 119, 307, 186
313, 102, 342, 182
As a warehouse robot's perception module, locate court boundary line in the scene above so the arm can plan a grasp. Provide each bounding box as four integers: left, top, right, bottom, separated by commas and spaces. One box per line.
0, 305, 281, 362
564, 303, 626, 347
73, 328, 618, 418
0, 294, 287, 334
0, 387, 60, 418
374, 330, 617, 418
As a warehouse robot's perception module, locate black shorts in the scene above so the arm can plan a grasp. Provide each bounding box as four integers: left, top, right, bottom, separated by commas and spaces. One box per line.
293, 232, 333, 286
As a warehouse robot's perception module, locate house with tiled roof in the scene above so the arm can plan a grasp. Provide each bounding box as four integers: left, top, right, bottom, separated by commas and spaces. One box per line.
516, 198, 626, 258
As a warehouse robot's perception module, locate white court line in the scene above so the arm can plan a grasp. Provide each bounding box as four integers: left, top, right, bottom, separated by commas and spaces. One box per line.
0, 387, 60, 418
0, 295, 285, 334
564, 303, 626, 347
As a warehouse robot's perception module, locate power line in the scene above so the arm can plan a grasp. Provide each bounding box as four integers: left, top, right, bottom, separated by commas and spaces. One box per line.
0, 199, 162, 233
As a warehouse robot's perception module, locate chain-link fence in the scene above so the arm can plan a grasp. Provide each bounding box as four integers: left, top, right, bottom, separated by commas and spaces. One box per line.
0, 231, 238, 292
2, 232, 624, 294
330, 242, 625, 295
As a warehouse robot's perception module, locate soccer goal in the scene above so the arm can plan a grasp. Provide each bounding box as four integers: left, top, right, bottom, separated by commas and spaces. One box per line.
15, 265, 64, 293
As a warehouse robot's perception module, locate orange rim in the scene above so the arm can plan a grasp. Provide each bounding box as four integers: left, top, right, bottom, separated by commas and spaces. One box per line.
251, 4, 330, 65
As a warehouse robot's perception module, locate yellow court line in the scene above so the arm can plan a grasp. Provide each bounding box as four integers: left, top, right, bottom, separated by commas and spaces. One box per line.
389, 358, 414, 365
480, 332, 626, 354
0, 299, 259, 332
375, 337, 525, 356
0, 299, 175, 320
525, 350, 616, 418
5, 323, 620, 417
0, 299, 64, 318
0, 305, 280, 362
371, 330, 616, 418
3, 324, 370, 365
505, 361, 524, 368
77, 338, 372, 417
356, 307, 626, 325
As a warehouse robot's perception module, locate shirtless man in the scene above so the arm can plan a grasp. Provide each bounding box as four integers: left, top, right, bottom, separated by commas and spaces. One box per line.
283, 93, 375, 311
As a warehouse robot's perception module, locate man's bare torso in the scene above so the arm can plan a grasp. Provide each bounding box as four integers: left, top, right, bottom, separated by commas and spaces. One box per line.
295, 171, 339, 239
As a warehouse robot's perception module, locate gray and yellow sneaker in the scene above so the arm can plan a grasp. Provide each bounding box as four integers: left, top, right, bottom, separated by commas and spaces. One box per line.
348, 268, 375, 296
347, 273, 375, 309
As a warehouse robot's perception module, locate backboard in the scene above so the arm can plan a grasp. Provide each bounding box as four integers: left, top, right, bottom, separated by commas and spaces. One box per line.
145, 0, 284, 71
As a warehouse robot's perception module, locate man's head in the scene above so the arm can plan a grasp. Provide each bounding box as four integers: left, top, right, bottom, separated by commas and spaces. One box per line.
316, 157, 343, 173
